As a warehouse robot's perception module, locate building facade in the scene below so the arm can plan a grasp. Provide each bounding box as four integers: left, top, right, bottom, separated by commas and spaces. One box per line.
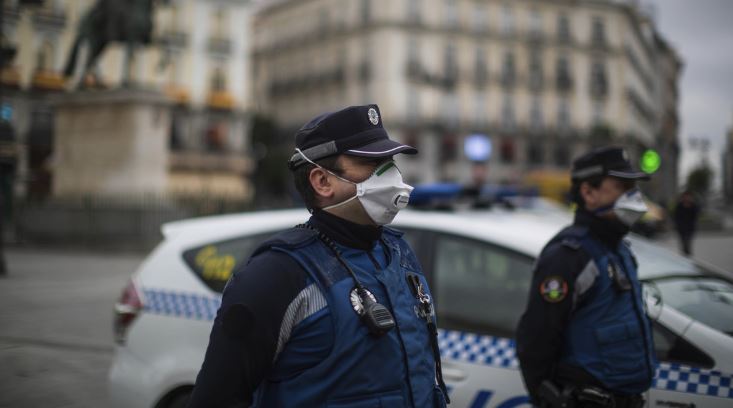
1, 0, 254, 200
251, 0, 681, 200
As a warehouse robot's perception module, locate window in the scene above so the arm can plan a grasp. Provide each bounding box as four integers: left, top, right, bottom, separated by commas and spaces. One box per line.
649, 276, 733, 337
444, 44, 458, 84
553, 144, 570, 166
590, 61, 608, 97
182, 233, 273, 293
528, 49, 543, 91
530, 97, 543, 131
501, 93, 515, 130
500, 138, 515, 163
652, 322, 714, 368
406, 0, 421, 24
406, 37, 421, 77
557, 97, 571, 130
501, 4, 514, 36
556, 55, 572, 91
473, 3, 488, 32
442, 92, 459, 128
406, 85, 420, 124
474, 47, 488, 86
592, 101, 604, 124
361, 0, 371, 24
527, 142, 544, 165
529, 9, 542, 37
433, 234, 534, 337
591, 16, 606, 47
444, 0, 458, 28
474, 92, 487, 127
501, 51, 515, 88
557, 14, 571, 43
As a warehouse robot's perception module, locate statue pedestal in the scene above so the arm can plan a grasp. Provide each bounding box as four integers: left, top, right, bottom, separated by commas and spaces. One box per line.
51, 89, 172, 197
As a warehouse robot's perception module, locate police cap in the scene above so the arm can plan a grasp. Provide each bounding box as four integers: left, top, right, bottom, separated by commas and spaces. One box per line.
571, 146, 650, 181
288, 104, 417, 170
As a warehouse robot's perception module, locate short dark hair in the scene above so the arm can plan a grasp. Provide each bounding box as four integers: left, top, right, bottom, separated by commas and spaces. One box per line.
292, 155, 341, 210
570, 175, 605, 209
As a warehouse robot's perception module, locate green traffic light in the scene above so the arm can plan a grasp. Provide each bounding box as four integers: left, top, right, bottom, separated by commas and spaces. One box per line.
640, 149, 661, 174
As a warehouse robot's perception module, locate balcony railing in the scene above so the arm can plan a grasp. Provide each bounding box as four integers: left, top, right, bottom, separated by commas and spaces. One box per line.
32, 8, 66, 29
207, 37, 232, 55
169, 151, 253, 174
157, 30, 188, 48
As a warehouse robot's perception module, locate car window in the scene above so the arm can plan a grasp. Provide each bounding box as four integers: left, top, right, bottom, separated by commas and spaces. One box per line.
433, 233, 534, 338
650, 276, 733, 337
652, 321, 714, 368
182, 232, 274, 293
628, 237, 704, 279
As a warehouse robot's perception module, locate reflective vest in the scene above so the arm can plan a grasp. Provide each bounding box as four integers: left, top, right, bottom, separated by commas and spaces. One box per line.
556, 226, 657, 394
251, 226, 446, 408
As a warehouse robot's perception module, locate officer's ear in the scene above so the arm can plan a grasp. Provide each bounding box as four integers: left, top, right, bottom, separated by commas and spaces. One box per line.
309, 166, 336, 201
579, 181, 599, 209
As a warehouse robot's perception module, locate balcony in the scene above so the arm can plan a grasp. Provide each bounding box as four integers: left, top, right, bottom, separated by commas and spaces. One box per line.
165, 84, 190, 105
32, 8, 66, 30
169, 151, 253, 175
1, 66, 21, 89
207, 37, 232, 55
157, 30, 188, 48
207, 90, 235, 110
31, 70, 65, 91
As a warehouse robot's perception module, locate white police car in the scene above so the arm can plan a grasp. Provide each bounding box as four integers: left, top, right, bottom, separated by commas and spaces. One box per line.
108, 204, 733, 408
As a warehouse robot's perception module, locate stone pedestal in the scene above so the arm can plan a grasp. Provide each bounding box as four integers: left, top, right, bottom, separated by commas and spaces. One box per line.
51, 89, 172, 197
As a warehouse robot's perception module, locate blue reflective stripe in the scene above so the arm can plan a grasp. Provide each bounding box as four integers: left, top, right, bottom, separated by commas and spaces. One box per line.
654, 362, 733, 398
142, 288, 220, 321
468, 390, 493, 408
438, 329, 518, 369
140, 289, 733, 400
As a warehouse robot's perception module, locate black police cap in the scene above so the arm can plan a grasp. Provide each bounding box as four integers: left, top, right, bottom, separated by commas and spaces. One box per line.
571, 146, 650, 181
288, 104, 417, 170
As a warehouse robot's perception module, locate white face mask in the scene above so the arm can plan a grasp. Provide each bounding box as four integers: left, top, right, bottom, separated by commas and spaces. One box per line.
296, 149, 414, 225
595, 188, 648, 226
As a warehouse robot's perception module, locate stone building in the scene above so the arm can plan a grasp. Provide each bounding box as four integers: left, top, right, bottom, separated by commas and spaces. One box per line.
251, 0, 681, 201
1, 0, 254, 200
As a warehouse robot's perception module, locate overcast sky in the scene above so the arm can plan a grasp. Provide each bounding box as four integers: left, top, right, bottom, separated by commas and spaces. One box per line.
645, 0, 733, 190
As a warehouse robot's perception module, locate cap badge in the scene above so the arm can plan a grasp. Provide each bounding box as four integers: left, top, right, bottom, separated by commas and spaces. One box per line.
368, 108, 379, 125
622, 149, 629, 161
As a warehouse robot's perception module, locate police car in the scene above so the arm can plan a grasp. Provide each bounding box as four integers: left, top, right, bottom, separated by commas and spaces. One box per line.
108, 201, 733, 407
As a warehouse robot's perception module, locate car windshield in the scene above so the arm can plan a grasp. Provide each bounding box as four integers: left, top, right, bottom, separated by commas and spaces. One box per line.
630, 237, 733, 337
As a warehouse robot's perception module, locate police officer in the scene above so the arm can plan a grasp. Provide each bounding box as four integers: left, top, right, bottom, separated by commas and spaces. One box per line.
188, 104, 449, 408
516, 146, 656, 408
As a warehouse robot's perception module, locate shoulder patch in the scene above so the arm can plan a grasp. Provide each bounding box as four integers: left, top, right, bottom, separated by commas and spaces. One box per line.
540, 276, 568, 303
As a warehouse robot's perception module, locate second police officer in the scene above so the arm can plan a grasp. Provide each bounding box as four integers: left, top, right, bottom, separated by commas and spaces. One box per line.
516, 147, 657, 408
188, 104, 449, 407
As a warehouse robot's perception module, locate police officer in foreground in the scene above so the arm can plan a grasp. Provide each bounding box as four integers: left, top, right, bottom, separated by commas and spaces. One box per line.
188, 104, 449, 408
516, 147, 657, 408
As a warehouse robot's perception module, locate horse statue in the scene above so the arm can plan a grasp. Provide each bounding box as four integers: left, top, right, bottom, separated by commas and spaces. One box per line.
63, 0, 159, 88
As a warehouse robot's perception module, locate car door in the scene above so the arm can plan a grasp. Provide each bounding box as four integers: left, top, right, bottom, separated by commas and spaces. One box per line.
403, 229, 534, 408
644, 276, 733, 407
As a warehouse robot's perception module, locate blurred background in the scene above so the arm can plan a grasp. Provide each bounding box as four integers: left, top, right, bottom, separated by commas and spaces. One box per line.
0, 0, 732, 406
0, 0, 731, 250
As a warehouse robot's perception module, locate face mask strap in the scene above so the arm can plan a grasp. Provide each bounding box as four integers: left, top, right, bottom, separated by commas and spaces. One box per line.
295, 148, 355, 185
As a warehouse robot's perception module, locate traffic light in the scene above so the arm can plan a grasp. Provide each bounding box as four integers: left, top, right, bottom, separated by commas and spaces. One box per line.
640, 149, 661, 174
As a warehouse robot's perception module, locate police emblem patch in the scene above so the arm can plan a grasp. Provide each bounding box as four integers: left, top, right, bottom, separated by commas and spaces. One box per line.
540, 276, 568, 303
367, 107, 379, 125
349, 287, 377, 316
